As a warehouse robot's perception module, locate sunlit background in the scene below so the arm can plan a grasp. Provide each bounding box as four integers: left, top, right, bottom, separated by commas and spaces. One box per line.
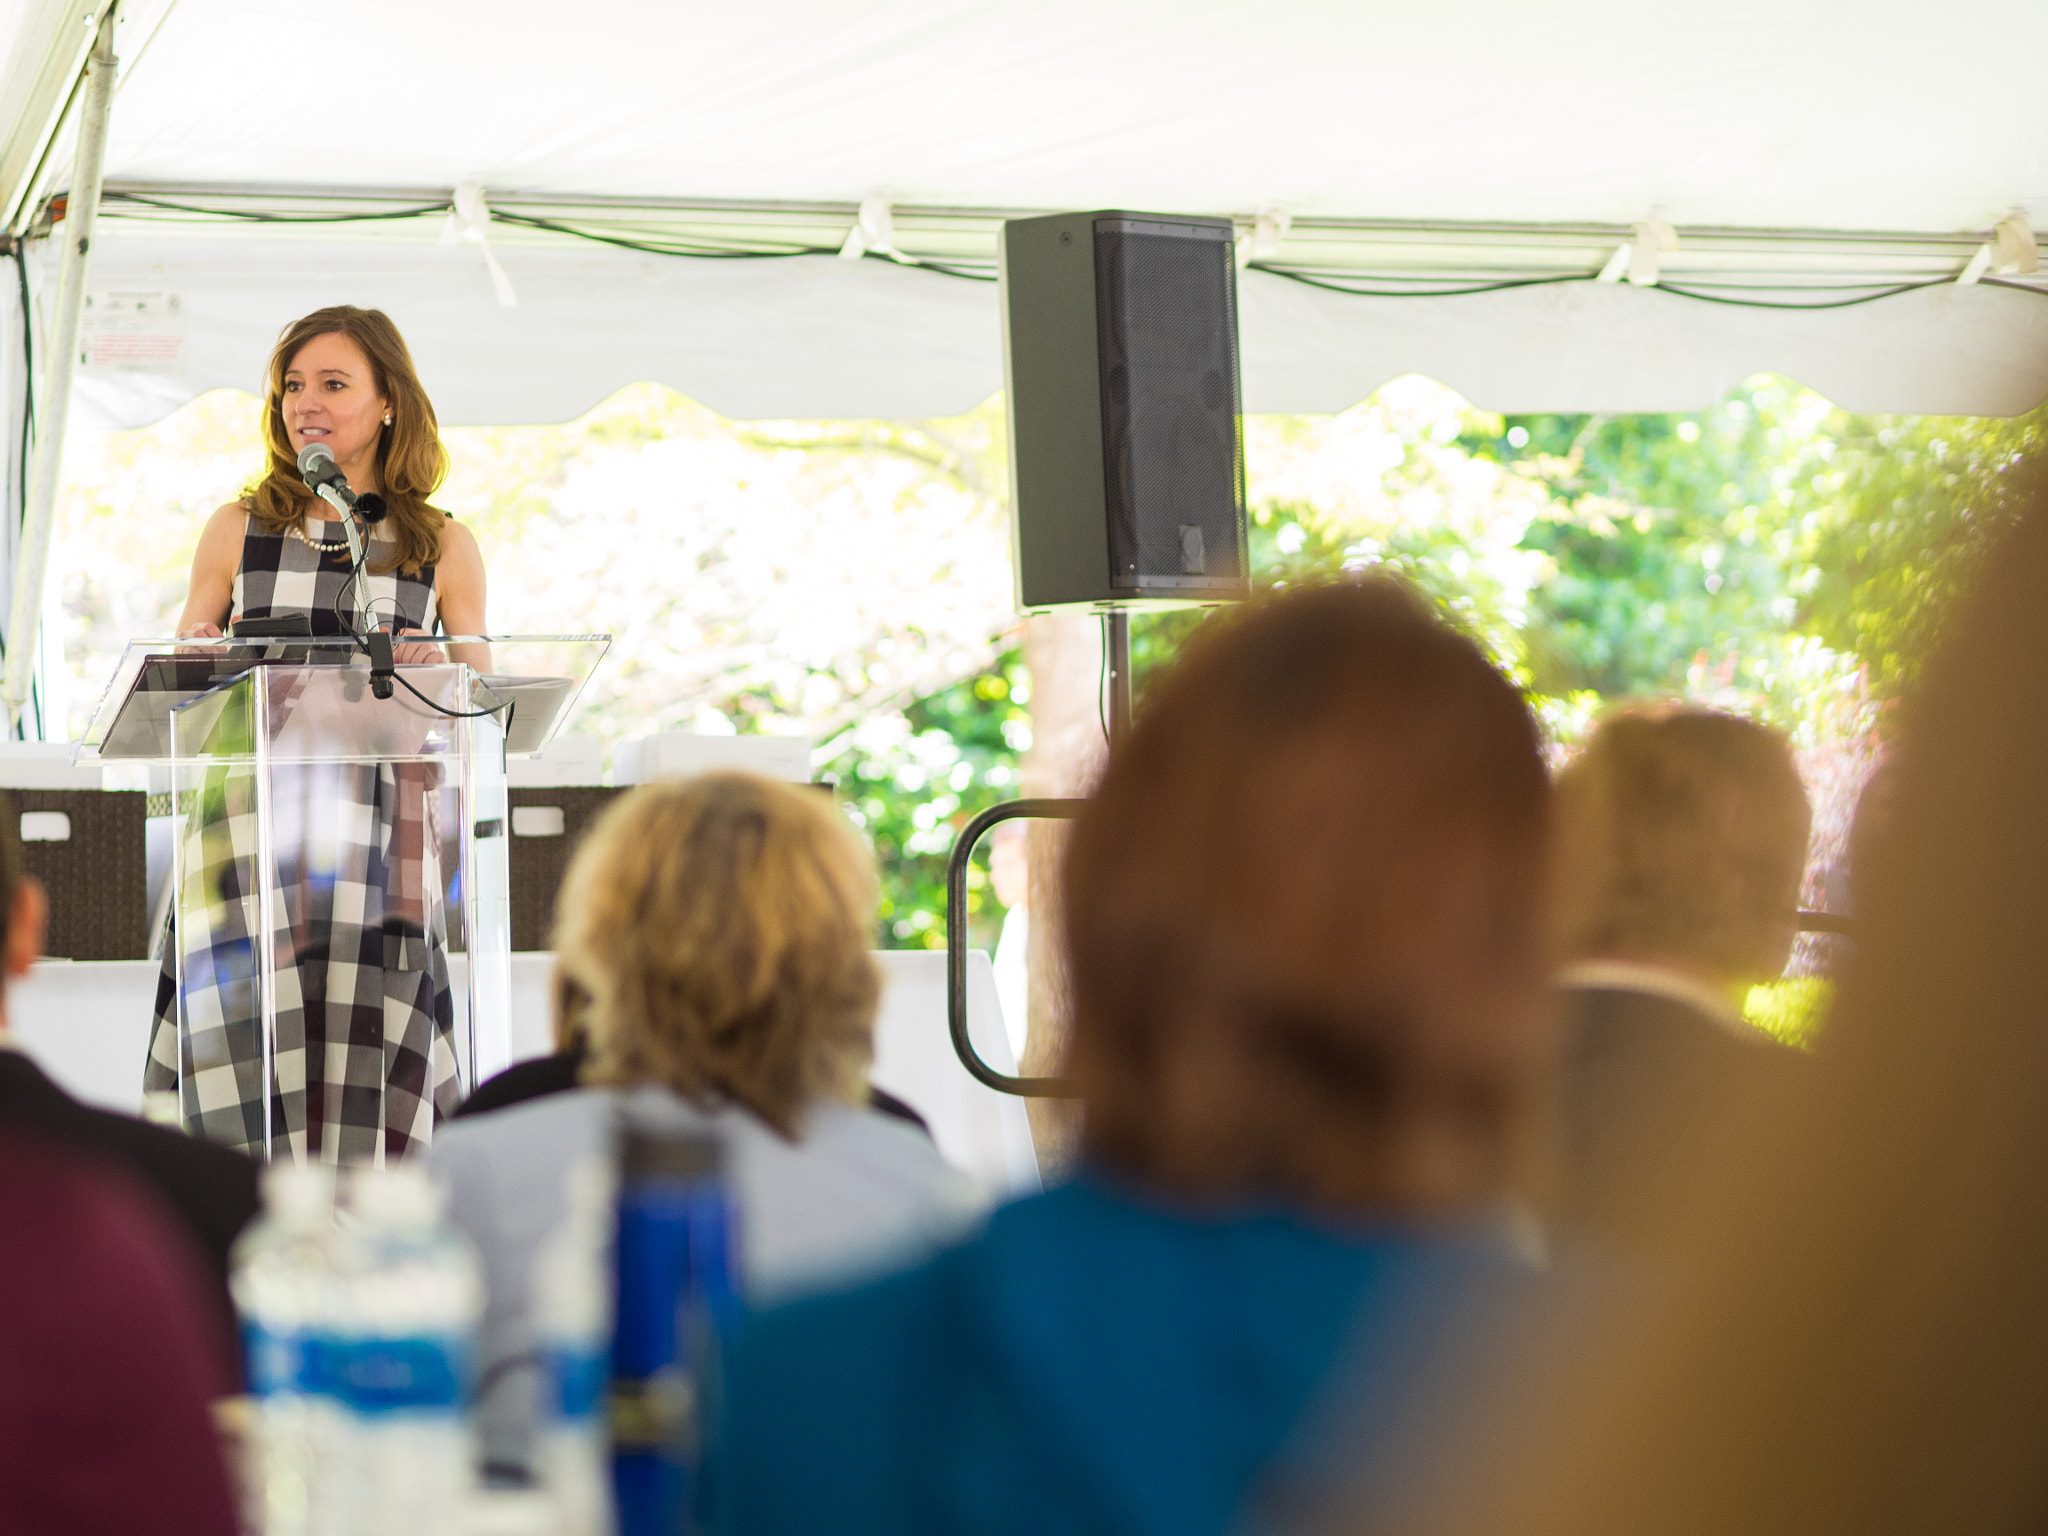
50, 376, 2043, 1008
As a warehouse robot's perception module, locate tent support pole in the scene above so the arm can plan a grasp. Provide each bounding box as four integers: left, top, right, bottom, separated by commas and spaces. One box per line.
3, 7, 118, 732
1106, 609, 1132, 744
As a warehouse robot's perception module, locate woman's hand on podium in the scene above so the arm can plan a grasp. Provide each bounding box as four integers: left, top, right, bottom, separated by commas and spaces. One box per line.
390, 629, 445, 665
175, 621, 225, 655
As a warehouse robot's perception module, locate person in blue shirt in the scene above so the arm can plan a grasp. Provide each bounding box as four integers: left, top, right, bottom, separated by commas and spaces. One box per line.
717, 576, 1558, 1536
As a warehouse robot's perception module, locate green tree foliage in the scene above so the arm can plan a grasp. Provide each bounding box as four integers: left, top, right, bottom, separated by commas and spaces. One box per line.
1461, 386, 2048, 710
1133, 384, 1558, 705
1129, 497, 1539, 702
740, 376, 2046, 954
1798, 403, 2048, 698
832, 653, 1030, 951
1466, 381, 1833, 702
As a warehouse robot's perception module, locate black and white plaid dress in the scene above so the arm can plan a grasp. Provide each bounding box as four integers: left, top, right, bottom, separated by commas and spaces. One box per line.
143, 510, 465, 1163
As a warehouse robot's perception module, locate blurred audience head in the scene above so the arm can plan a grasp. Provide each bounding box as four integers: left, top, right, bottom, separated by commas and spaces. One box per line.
1844, 754, 1903, 915
0, 1129, 240, 1535
1421, 474, 2048, 1536
1063, 576, 1552, 1217
558, 773, 879, 1136
1551, 705, 1809, 989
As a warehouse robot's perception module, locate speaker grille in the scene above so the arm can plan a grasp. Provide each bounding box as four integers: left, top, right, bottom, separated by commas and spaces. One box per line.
1094, 219, 1247, 592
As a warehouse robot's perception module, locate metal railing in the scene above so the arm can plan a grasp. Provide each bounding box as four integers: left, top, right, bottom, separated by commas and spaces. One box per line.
945, 794, 1858, 1095
944, 798, 1082, 1097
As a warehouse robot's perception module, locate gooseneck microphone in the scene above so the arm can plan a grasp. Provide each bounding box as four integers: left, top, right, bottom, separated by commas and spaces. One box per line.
296, 441, 352, 500
296, 443, 395, 696
297, 443, 370, 551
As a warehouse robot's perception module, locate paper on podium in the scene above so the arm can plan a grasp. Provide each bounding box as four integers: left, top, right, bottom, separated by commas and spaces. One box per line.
474, 675, 584, 754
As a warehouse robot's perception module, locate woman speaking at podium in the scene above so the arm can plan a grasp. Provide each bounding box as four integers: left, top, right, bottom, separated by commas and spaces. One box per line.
144, 305, 487, 1162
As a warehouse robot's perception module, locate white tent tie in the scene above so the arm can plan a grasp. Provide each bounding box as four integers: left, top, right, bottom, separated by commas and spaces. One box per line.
1597, 217, 1680, 286
1993, 213, 2039, 274
1958, 212, 2039, 285
839, 196, 896, 260
442, 182, 518, 307
1236, 206, 1290, 269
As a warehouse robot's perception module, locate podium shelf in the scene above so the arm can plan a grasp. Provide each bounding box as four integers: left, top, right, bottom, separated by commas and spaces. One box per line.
80, 635, 611, 762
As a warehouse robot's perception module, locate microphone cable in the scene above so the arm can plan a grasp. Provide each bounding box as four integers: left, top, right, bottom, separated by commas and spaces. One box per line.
292, 459, 511, 729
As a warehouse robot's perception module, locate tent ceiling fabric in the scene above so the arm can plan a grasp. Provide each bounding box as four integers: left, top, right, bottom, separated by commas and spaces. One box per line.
17, 0, 2048, 424
62, 235, 2048, 430
87, 0, 2048, 230
64, 237, 1007, 427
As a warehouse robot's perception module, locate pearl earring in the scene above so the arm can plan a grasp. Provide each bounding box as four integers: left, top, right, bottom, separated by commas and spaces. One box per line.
383, 414, 393, 426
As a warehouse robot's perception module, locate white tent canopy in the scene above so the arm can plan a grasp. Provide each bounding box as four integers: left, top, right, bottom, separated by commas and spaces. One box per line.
54, 235, 2048, 429
34, 0, 2048, 232
4, 0, 2046, 428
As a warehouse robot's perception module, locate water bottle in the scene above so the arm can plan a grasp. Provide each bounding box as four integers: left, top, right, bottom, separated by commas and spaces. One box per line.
609, 1126, 741, 1536
535, 1161, 616, 1536
230, 1161, 339, 1536
333, 1164, 484, 1536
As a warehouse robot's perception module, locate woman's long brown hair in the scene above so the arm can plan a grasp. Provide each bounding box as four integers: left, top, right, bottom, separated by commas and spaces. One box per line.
244, 305, 449, 575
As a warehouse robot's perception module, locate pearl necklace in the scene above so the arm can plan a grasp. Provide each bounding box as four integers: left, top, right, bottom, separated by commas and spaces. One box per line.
289, 520, 352, 555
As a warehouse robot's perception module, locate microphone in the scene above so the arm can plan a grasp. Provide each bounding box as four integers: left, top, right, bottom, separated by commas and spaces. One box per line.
293, 445, 395, 699
296, 442, 355, 506
296, 442, 365, 562
295, 443, 377, 635
297, 444, 387, 524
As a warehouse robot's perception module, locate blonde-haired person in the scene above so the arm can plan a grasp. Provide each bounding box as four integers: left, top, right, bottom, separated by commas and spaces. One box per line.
147, 306, 486, 1160
1549, 704, 1812, 1241
430, 773, 976, 1481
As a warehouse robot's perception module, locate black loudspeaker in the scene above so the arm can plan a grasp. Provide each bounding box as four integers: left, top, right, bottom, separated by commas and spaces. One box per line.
1001, 210, 1251, 611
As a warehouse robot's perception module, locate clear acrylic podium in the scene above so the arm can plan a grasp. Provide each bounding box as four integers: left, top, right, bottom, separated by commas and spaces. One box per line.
82, 635, 609, 1161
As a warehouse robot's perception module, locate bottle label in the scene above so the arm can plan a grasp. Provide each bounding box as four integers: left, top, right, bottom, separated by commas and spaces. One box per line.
242, 1323, 303, 1397
300, 1332, 343, 1399
336, 1336, 468, 1415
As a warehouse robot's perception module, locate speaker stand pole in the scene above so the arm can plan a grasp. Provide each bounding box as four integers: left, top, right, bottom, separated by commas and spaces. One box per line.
1106, 609, 1133, 745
